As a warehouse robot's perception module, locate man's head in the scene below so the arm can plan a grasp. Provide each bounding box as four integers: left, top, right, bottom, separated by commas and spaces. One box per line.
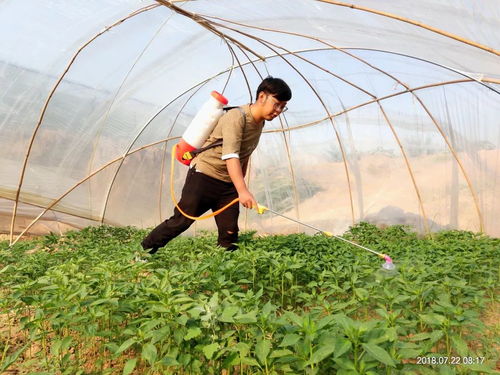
254, 76, 292, 121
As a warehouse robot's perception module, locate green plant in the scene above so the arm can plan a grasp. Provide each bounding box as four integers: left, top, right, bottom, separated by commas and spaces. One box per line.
0, 223, 498, 374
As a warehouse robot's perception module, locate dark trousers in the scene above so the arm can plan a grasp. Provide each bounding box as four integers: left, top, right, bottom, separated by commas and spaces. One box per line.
142, 167, 240, 251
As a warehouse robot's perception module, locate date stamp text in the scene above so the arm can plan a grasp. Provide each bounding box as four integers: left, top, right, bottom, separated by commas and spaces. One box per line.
416, 356, 485, 365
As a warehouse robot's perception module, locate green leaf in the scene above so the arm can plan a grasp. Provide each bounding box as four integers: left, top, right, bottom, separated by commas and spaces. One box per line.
285, 311, 303, 327
261, 301, 275, 316
219, 305, 239, 322
384, 327, 398, 342
310, 344, 335, 364
438, 365, 455, 375
160, 357, 180, 366
398, 348, 422, 359
450, 335, 468, 356
255, 339, 271, 365
221, 330, 236, 340
173, 296, 194, 304
333, 314, 353, 331
361, 343, 396, 367
279, 334, 301, 347
463, 364, 496, 373
151, 305, 170, 313
420, 313, 446, 326
332, 301, 355, 312
40, 285, 59, 291
141, 343, 157, 365
270, 349, 293, 358
334, 357, 356, 370
122, 358, 137, 375
354, 288, 369, 300
208, 292, 219, 310
231, 342, 250, 356
222, 352, 239, 367
61, 336, 72, 352
173, 328, 185, 345
116, 338, 136, 354
240, 357, 259, 366
90, 298, 118, 307
0, 344, 29, 372
188, 306, 203, 318
234, 311, 257, 324
333, 337, 352, 358
51, 339, 62, 356
429, 330, 444, 344
409, 332, 432, 341
317, 315, 335, 330
0, 265, 13, 274
393, 295, 411, 304
202, 343, 219, 360
375, 308, 390, 319
184, 327, 201, 341
176, 315, 189, 326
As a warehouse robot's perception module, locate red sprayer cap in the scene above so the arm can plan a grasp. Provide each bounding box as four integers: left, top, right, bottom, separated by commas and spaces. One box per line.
211, 91, 229, 105
175, 139, 196, 166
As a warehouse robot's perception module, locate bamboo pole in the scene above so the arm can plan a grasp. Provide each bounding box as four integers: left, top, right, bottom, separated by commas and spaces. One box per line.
317, 0, 500, 56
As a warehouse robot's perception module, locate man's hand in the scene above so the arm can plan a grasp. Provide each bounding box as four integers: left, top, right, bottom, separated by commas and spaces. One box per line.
238, 189, 257, 209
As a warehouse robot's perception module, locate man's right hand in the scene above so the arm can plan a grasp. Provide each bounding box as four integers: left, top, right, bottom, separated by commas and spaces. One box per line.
238, 189, 257, 209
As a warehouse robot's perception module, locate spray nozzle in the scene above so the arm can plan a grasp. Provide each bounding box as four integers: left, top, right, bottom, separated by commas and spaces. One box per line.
380, 253, 396, 271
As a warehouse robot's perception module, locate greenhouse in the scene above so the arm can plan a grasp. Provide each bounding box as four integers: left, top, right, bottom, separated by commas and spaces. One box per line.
1, 0, 499, 241
1, 1, 499, 374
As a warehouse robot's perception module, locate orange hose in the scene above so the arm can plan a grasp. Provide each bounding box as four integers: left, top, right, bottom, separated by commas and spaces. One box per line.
170, 144, 239, 220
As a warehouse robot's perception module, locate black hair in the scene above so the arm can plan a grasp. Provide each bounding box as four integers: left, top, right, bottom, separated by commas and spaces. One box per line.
256, 76, 292, 102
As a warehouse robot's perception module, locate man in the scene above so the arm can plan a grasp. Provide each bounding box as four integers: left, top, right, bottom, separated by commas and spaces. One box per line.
141, 76, 292, 253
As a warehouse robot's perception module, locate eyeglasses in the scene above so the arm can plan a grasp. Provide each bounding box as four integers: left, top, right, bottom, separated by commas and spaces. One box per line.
274, 103, 288, 113
267, 95, 288, 113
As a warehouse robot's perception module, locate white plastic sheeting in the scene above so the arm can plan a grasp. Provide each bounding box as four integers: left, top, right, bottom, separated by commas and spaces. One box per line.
0, 0, 499, 241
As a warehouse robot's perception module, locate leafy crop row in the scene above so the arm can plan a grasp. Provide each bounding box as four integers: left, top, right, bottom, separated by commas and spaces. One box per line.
0, 223, 498, 374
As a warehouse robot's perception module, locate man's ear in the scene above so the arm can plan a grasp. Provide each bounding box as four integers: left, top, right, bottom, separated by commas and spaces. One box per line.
257, 91, 266, 103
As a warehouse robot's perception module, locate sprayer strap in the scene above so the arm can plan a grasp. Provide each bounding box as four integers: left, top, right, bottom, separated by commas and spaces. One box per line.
189, 139, 223, 157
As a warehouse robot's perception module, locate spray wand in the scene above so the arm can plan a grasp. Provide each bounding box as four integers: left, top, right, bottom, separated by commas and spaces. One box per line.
255, 205, 396, 271
169, 146, 394, 270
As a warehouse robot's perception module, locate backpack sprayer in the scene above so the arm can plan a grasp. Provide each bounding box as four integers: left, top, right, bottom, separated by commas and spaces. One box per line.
171, 91, 396, 271
171, 91, 240, 221
175, 90, 229, 165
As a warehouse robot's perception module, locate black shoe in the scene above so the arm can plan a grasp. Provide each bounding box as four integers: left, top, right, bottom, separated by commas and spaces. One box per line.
148, 247, 159, 255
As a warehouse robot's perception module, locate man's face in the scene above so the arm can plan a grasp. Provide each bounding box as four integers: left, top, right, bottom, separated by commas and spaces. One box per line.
262, 93, 288, 120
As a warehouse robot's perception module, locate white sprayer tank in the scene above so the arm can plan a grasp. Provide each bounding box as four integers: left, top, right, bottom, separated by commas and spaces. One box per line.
175, 91, 228, 165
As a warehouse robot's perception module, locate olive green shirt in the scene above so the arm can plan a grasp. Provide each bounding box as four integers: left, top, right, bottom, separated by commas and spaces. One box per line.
192, 104, 264, 183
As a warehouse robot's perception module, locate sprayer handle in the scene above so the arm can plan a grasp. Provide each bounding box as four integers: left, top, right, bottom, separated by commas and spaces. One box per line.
255, 204, 268, 215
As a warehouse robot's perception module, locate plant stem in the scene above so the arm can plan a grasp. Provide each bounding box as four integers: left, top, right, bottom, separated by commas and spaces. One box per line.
354, 344, 359, 371
309, 342, 314, 370
281, 275, 285, 307
445, 331, 450, 357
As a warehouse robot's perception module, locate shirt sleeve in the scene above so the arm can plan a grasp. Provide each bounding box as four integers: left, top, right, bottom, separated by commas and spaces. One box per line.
221, 108, 245, 160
